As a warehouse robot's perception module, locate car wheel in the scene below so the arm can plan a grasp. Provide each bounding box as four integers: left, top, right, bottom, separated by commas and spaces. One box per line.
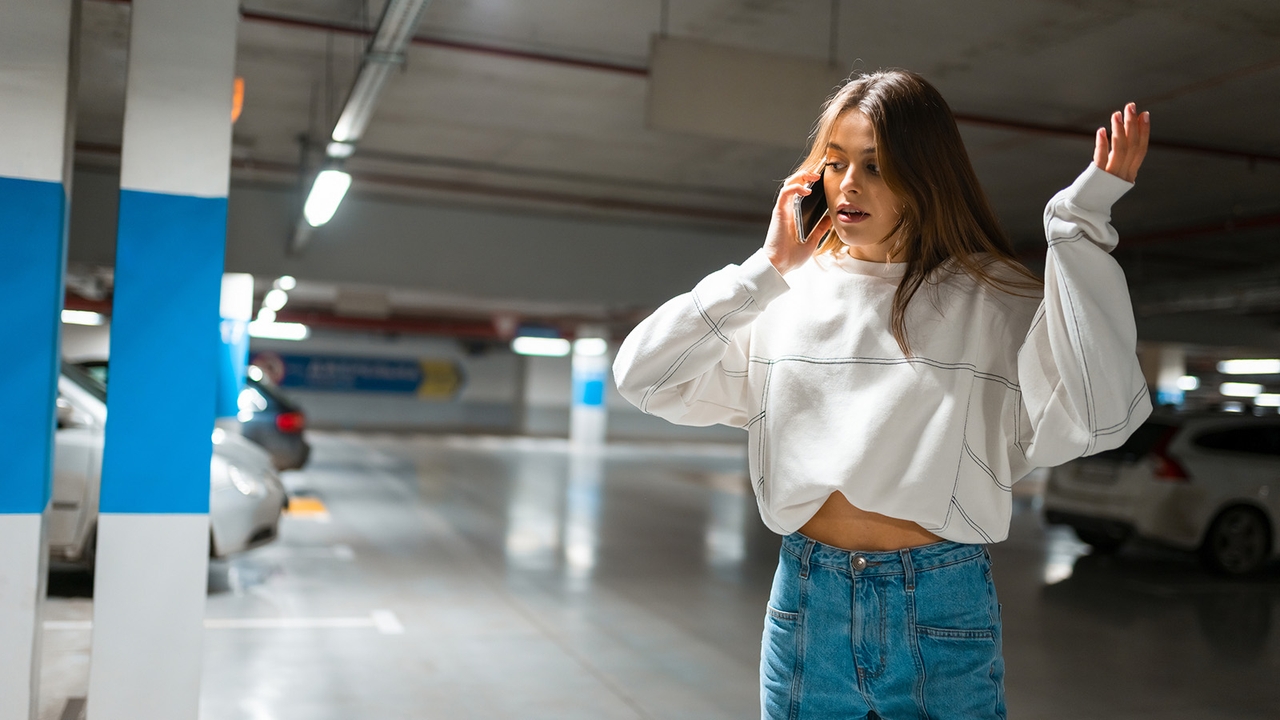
1074, 527, 1126, 553
1201, 506, 1271, 576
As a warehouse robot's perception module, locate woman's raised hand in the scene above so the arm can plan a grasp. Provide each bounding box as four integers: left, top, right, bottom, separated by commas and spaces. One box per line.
1094, 103, 1150, 183
764, 169, 834, 276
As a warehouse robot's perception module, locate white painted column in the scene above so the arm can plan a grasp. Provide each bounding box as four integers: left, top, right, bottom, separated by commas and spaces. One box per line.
569, 325, 609, 448
86, 2, 239, 718
0, 2, 77, 719
1155, 345, 1187, 407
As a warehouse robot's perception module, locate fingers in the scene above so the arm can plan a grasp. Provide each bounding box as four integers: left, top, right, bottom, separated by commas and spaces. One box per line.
776, 170, 822, 212
1097, 103, 1151, 182
1108, 110, 1127, 176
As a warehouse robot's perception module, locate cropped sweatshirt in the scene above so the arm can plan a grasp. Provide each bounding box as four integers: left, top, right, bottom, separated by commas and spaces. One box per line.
613, 165, 1152, 544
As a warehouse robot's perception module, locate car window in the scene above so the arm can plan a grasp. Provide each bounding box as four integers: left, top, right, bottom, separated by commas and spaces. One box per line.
61, 362, 107, 403
1093, 421, 1176, 462
1192, 425, 1280, 457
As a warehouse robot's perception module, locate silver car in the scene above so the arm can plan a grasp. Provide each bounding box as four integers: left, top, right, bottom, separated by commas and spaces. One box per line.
51, 363, 287, 566
1044, 413, 1280, 575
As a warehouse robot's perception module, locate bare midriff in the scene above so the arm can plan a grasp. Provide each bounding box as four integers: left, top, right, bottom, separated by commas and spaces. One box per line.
797, 491, 943, 552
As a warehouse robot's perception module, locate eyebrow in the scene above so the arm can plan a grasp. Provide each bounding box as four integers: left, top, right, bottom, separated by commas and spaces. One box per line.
827, 142, 877, 156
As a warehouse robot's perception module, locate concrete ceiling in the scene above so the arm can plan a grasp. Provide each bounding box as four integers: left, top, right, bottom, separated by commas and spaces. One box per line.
71, 0, 1280, 339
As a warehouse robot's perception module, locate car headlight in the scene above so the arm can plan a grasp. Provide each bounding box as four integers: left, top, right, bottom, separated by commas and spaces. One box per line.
227, 464, 266, 497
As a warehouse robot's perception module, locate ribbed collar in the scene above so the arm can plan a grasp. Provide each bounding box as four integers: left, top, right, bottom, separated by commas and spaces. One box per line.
817, 249, 908, 277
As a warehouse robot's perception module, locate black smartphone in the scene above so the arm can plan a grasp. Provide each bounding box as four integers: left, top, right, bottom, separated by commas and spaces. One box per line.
792, 168, 830, 244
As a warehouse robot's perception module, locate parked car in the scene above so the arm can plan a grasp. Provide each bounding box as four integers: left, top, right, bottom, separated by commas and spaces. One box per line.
51, 362, 286, 568
1044, 413, 1280, 575
78, 360, 310, 471
238, 370, 311, 471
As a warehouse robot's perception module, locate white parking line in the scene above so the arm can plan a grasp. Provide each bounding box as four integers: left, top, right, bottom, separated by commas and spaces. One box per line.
44, 609, 404, 635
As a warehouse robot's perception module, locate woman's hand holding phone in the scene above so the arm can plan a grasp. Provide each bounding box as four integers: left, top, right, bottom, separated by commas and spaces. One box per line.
764, 169, 833, 276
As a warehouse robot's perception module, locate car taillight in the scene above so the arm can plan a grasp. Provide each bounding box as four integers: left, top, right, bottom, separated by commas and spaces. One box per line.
276, 411, 306, 433
1151, 426, 1189, 481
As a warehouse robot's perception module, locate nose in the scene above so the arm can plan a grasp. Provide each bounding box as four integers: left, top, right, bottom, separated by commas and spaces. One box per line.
837, 164, 862, 195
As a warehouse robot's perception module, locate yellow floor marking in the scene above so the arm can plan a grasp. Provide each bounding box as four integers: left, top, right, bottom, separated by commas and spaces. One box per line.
285, 496, 329, 517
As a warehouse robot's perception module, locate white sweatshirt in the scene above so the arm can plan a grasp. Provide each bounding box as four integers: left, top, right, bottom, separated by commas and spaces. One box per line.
613, 165, 1152, 544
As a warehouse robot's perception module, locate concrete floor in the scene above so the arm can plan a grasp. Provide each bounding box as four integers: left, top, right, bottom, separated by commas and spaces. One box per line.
41, 431, 1280, 719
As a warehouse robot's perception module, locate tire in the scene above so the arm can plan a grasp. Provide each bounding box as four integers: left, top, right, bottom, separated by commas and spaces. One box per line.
1201, 506, 1272, 576
1074, 527, 1126, 553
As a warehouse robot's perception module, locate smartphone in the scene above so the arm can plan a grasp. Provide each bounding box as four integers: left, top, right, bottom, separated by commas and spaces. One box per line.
792, 168, 830, 245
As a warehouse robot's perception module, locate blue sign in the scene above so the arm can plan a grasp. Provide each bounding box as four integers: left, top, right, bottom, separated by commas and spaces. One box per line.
252, 352, 463, 398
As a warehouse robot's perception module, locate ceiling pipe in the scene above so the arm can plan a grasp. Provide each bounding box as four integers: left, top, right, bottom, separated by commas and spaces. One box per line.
291, 0, 434, 253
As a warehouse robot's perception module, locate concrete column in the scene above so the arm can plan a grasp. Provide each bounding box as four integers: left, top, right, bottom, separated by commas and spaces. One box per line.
0, 2, 77, 718
86, 1, 239, 718
570, 325, 609, 448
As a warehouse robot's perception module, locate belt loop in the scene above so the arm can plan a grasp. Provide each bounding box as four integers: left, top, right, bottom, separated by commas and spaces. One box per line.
799, 538, 815, 580
901, 548, 916, 593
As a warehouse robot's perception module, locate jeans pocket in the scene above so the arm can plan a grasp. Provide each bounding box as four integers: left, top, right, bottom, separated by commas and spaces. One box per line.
766, 605, 799, 622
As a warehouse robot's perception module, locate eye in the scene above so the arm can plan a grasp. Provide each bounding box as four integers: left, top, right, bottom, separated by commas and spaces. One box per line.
866, 163, 880, 176
824, 161, 847, 172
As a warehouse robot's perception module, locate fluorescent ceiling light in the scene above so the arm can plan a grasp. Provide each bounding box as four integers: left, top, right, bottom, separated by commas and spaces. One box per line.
303, 170, 352, 227
256, 308, 277, 323
1257, 394, 1280, 407
262, 288, 289, 311
1220, 382, 1264, 398
275, 275, 297, 291
1176, 375, 1200, 391
1217, 359, 1280, 375
512, 336, 571, 357
248, 321, 310, 341
573, 338, 608, 356
246, 365, 264, 382
326, 141, 355, 158
61, 310, 104, 326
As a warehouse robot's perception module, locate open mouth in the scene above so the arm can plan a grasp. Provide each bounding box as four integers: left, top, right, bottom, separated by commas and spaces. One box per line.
837, 209, 870, 222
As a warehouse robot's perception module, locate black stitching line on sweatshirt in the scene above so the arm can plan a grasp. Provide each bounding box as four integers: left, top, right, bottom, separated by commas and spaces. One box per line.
639, 296, 754, 412
1059, 272, 1097, 455
1093, 385, 1150, 438
640, 328, 716, 413
754, 363, 775, 490
952, 498, 994, 543
964, 439, 1011, 492
747, 355, 1019, 391
692, 290, 729, 344
1046, 230, 1089, 249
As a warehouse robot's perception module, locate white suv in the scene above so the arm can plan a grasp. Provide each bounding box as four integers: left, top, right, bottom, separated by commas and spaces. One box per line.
1044, 413, 1279, 575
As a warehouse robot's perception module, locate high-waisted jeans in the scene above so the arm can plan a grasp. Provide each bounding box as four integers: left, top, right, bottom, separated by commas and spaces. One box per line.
761, 533, 1005, 720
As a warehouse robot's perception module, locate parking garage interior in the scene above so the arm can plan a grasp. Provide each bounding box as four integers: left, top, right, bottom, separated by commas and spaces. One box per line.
5, 1, 1280, 719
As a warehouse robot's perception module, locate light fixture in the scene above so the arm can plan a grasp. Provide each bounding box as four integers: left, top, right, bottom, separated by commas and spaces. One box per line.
1217, 359, 1280, 375
256, 308, 277, 323
248, 321, 310, 341
275, 275, 297, 291
262, 288, 289, 312
1257, 394, 1280, 407
573, 338, 608, 356
303, 169, 352, 227
1176, 375, 1200, 391
247, 365, 264, 382
512, 336, 571, 357
326, 141, 355, 158
1220, 382, 1264, 398
61, 310, 104, 326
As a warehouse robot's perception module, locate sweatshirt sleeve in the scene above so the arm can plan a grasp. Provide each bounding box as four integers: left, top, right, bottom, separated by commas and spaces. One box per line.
612, 249, 790, 427
1015, 164, 1153, 468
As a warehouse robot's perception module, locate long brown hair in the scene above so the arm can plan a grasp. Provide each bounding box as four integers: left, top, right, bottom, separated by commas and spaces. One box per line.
799, 70, 1041, 355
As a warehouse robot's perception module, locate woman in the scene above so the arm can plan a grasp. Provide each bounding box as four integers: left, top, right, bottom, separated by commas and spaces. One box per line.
613, 70, 1151, 719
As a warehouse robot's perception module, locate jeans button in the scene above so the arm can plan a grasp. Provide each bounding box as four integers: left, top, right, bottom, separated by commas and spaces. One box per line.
852, 554, 867, 571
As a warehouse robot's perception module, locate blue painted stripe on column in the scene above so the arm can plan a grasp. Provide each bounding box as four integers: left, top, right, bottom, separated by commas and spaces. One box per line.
0, 177, 66, 514
100, 189, 226, 514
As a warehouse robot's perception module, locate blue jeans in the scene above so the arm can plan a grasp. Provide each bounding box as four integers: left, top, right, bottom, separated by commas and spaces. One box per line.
761, 533, 1006, 720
